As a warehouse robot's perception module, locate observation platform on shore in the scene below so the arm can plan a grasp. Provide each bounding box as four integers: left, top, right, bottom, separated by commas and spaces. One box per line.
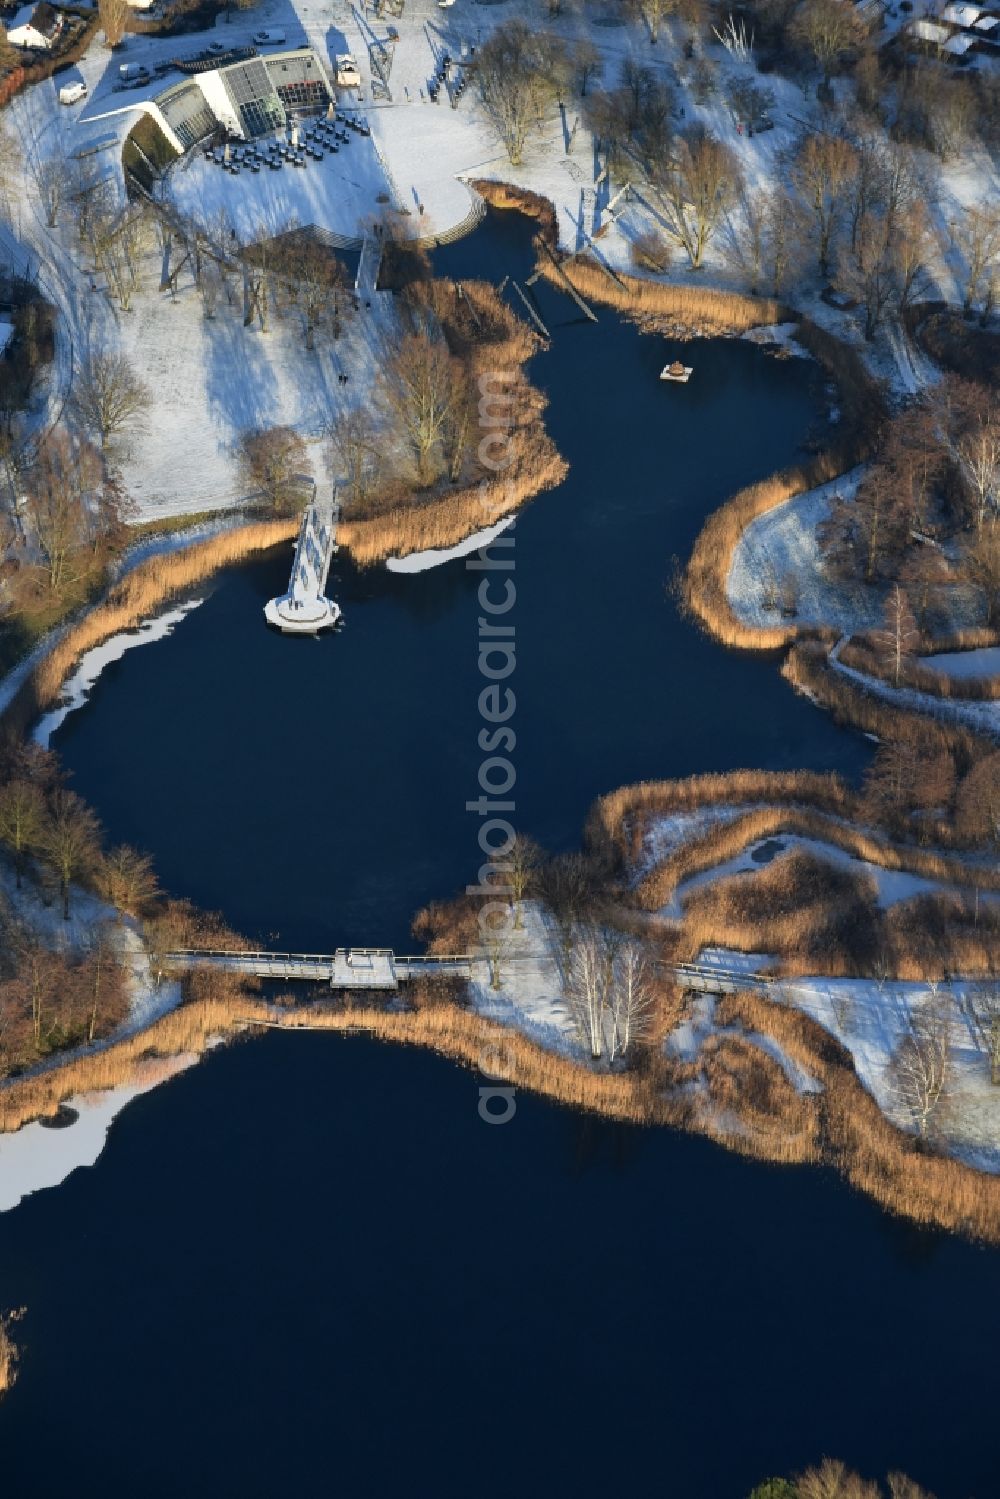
264, 485, 341, 634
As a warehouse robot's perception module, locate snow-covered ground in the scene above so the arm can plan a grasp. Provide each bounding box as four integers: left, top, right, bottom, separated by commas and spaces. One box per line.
922, 645, 1000, 680
2, 0, 998, 540
776, 971, 1000, 1171
469, 899, 580, 1057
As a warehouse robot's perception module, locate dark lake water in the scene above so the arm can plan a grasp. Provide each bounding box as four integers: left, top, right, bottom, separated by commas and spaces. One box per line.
5, 211, 985, 1498
50, 211, 867, 952
1, 1031, 998, 1499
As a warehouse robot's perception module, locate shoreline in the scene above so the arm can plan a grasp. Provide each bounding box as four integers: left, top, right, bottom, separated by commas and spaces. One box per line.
3, 191, 997, 1244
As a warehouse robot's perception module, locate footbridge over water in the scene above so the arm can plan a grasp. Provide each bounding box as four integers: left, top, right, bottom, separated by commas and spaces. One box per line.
167, 949, 772, 997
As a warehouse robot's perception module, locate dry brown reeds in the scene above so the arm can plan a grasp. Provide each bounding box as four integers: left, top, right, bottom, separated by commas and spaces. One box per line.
338, 424, 566, 565
586, 768, 853, 868
468, 180, 558, 245
540, 255, 788, 335
0, 984, 688, 1135
784, 641, 994, 760
633, 803, 1000, 917
1, 518, 298, 738
679, 848, 884, 974
0, 1308, 24, 1401
699, 1031, 820, 1162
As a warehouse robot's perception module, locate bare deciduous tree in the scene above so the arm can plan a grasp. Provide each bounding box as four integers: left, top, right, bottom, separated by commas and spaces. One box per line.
792, 133, 858, 279
967, 980, 1000, 1086
98, 844, 159, 916
607, 941, 654, 1061
507, 834, 541, 929
73, 350, 151, 455
237, 426, 309, 514
568, 927, 610, 1058
39, 789, 101, 920
951, 203, 1000, 316
657, 126, 741, 270
889, 999, 953, 1138
23, 431, 104, 594
477, 22, 567, 165
961, 524, 1000, 626
0, 780, 44, 889
791, 0, 867, 87
327, 406, 381, 509
571, 39, 602, 96
379, 333, 464, 484
871, 585, 920, 686
98, 0, 130, 48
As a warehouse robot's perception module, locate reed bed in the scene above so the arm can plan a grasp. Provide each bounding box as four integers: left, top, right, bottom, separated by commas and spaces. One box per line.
633, 802, 1000, 917
469, 180, 558, 245
1, 518, 297, 737
586, 768, 854, 868
839, 637, 1000, 701
541, 256, 788, 334
338, 423, 566, 565
7, 970, 1000, 1242
698, 1031, 820, 1162
0, 1309, 23, 1400
720, 987, 1000, 1243
0, 984, 686, 1134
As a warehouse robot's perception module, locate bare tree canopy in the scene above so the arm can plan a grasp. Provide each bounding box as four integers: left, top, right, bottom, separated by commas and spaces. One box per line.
98, 0, 130, 48
477, 22, 568, 166
237, 426, 310, 514
73, 349, 152, 454
378, 332, 464, 485
889, 998, 953, 1139
656, 126, 742, 270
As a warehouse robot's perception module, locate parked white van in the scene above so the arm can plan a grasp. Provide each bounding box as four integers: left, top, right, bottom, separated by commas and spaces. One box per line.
253, 28, 286, 45
58, 81, 87, 105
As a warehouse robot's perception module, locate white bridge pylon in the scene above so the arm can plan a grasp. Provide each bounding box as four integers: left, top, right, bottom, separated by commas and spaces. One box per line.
264, 485, 341, 634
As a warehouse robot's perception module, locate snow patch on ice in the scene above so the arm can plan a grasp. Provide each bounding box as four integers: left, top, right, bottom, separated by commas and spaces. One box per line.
0, 1057, 195, 1214
32, 598, 204, 748
385, 516, 515, 573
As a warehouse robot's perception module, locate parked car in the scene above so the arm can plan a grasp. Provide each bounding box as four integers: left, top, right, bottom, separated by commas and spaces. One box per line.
58, 81, 87, 105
